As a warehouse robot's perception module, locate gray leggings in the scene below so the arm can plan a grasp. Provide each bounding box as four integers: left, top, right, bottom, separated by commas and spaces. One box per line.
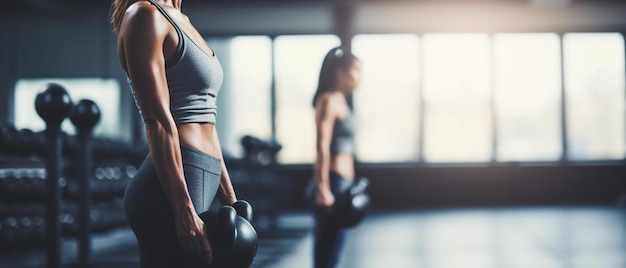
123, 145, 221, 268
307, 172, 354, 268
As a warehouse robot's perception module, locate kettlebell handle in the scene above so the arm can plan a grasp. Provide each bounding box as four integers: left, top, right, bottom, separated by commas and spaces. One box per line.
350, 177, 369, 196
232, 200, 253, 222
216, 206, 237, 247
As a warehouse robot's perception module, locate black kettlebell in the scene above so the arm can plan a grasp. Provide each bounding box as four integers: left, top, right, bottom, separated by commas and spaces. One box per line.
199, 200, 257, 267
332, 177, 371, 228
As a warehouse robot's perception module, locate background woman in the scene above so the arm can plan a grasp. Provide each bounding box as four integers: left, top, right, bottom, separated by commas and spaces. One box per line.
111, 0, 237, 266
311, 47, 362, 268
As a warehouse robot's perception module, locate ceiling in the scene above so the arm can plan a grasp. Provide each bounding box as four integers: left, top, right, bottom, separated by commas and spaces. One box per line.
3, 0, 621, 16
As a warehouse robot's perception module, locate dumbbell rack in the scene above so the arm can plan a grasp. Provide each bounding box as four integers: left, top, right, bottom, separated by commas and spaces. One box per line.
0, 124, 146, 267
0, 157, 48, 251
225, 135, 292, 231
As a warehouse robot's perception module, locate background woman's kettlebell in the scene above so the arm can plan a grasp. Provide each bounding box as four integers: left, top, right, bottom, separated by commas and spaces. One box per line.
333, 177, 371, 228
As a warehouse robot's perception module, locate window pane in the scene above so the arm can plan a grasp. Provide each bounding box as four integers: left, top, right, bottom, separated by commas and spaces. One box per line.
564, 33, 626, 160
352, 34, 420, 162
494, 33, 562, 161
209, 36, 272, 158
423, 34, 492, 162
275, 35, 340, 163
14, 78, 121, 139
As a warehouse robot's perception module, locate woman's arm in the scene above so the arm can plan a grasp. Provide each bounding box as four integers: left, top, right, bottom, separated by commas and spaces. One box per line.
119, 3, 212, 263
212, 128, 237, 206
314, 95, 337, 207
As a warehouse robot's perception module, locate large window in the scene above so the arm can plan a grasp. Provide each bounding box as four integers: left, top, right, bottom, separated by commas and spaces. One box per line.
274, 35, 340, 164
14, 78, 121, 139
204, 32, 626, 165
352, 34, 421, 163
493, 33, 562, 162
15, 33, 624, 164
422, 34, 493, 163
564, 33, 626, 160
208, 36, 273, 158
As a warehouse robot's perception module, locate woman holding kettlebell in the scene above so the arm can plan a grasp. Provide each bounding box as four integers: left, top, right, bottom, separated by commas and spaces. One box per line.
111, 0, 240, 266
311, 47, 362, 268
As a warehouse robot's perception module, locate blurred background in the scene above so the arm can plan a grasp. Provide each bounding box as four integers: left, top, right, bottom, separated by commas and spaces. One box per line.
1, 0, 626, 267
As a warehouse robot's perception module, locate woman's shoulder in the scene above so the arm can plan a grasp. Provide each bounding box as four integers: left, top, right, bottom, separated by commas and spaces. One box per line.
316, 92, 334, 108
122, 1, 163, 26
119, 1, 168, 36
126, 1, 159, 15
316, 92, 347, 114
319, 91, 344, 104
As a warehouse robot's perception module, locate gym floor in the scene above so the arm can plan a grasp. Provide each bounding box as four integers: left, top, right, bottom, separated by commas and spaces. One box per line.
1, 206, 624, 268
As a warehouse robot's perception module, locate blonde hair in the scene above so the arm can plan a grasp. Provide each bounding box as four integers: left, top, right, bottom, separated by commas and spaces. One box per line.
110, 0, 139, 33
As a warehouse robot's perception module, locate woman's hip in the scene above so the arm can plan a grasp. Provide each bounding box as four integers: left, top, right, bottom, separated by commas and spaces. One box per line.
123, 146, 222, 233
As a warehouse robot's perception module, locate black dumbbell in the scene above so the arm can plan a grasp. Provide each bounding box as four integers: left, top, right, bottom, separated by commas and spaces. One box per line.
1, 174, 20, 203
32, 216, 46, 243
16, 129, 38, 156
89, 209, 105, 232
16, 217, 34, 243
12, 171, 28, 202
0, 171, 10, 202
0, 218, 19, 244
332, 177, 371, 228
33, 131, 46, 156
241, 135, 261, 149
60, 212, 79, 237
199, 200, 257, 267
108, 167, 126, 198
29, 169, 47, 200
0, 125, 19, 155
0, 170, 46, 203
15, 172, 33, 202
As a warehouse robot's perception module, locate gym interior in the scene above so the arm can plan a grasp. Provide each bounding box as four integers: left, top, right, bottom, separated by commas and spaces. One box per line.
2, 0, 626, 267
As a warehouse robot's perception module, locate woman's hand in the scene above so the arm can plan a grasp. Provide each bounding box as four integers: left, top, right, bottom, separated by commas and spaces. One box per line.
174, 207, 213, 264
316, 186, 335, 208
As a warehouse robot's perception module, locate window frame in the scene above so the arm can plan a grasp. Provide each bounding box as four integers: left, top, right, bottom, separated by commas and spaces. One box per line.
198, 30, 626, 167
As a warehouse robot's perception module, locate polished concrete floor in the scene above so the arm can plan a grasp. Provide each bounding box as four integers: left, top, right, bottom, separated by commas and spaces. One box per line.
278, 207, 626, 268
1, 206, 625, 268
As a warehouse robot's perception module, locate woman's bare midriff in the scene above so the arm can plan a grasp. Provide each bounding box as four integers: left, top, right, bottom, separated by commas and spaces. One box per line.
177, 123, 222, 159
329, 153, 354, 180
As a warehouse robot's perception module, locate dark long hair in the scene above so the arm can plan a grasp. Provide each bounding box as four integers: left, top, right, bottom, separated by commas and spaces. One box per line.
312, 47, 359, 108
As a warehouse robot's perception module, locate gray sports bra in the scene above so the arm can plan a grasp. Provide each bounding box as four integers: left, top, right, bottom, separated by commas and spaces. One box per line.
330, 110, 355, 155
128, 0, 224, 125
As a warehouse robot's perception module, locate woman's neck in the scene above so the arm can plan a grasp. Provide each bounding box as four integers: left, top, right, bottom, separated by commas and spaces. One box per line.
335, 86, 351, 96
